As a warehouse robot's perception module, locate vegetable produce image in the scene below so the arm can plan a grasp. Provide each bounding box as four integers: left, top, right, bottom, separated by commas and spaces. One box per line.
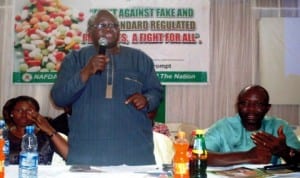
14, 0, 85, 73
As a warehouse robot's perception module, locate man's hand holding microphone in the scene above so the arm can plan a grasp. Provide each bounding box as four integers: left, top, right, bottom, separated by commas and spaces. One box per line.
80, 37, 108, 82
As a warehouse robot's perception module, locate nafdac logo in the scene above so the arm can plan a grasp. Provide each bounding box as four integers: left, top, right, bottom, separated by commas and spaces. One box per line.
22, 73, 33, 82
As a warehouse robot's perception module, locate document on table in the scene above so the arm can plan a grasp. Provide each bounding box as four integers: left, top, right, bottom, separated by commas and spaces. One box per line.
207, 164, 300, 178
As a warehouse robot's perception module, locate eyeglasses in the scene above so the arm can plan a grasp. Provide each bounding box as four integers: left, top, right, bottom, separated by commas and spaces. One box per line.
13, 108, 34, 114
93, 23, 119, 30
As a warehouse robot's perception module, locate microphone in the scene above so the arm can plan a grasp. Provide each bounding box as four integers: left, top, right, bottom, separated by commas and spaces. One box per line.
96, 37, 108, 74
98, 37, 108, 55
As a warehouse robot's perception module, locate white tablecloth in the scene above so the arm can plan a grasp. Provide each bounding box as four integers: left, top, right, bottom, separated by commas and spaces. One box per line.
5, 164, 231, 178
6, 165, 169, 178
5, 164, 300, 178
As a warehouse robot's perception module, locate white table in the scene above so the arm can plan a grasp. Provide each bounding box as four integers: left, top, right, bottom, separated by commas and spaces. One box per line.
5, 164, 229, 178
6, 164, 169, 178
5, 164, 300, 178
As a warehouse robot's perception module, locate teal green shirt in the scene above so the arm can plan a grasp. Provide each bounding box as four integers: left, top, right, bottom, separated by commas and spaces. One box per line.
205, 114, 300, 163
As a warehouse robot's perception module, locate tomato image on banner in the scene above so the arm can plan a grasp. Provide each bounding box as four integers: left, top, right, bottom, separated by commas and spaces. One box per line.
13, 0, 85, 83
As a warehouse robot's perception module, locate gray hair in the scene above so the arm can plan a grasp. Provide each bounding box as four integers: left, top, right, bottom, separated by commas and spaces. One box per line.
87, 15, 96, 32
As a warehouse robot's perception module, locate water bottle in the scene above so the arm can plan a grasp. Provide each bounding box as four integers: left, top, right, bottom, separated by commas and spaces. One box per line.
0, 120, 9, 166
19, 125, 38, 178
0, 139, 5, 178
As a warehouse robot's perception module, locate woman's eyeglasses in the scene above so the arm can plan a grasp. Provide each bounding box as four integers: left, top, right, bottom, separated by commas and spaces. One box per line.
12, 108, 34, 114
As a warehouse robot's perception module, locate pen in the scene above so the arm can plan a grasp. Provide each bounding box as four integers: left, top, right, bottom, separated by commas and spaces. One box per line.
264, 164, 291, 170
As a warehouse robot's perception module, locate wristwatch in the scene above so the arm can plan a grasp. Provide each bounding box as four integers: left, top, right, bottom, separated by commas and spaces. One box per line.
289, 148, 296, 160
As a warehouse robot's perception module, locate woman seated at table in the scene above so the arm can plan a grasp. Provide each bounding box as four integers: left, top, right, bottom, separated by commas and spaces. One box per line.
3, 95, 68, 165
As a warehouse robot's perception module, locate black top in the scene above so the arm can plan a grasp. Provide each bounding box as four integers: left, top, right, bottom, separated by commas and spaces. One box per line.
8, 130, 54, 165
48, 113, 69, 136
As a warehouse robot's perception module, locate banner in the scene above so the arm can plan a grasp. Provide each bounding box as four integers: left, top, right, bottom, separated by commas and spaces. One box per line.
13, 0, 210, 84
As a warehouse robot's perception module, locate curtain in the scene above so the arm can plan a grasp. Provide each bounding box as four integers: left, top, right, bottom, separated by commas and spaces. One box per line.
0, 0, 299, 129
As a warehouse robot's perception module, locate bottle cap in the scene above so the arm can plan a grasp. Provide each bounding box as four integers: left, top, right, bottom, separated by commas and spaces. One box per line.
26, 125, 35, 134
195, 129, 205, 135
177, 131, 186, 139
0, 120, 4, 127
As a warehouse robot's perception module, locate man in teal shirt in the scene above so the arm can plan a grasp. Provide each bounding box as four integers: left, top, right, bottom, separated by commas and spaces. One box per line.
205, 85, 300, 166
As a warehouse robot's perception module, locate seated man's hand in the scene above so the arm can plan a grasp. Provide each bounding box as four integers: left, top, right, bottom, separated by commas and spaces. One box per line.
251, 126, 288, 157
248, 146, 272, 164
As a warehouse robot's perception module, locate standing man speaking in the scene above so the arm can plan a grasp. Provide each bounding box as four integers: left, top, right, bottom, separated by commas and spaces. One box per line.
51, 9, 163, 166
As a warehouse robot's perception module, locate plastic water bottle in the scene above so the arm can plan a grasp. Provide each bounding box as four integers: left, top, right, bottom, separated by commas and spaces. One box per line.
173, 131, 190, 178
0, 120, 9, 166
0, 139, 5, 178
19, 125, 38, 178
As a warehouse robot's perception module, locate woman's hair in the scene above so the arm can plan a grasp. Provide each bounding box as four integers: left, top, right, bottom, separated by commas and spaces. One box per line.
2, 96, 40, 126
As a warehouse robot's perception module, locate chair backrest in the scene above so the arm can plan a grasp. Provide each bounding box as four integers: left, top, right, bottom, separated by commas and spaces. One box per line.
291, 125, 300, 140
153, 132, 174, 165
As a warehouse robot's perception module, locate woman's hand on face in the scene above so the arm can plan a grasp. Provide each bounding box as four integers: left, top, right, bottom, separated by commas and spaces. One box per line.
26, 111, 55, 135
